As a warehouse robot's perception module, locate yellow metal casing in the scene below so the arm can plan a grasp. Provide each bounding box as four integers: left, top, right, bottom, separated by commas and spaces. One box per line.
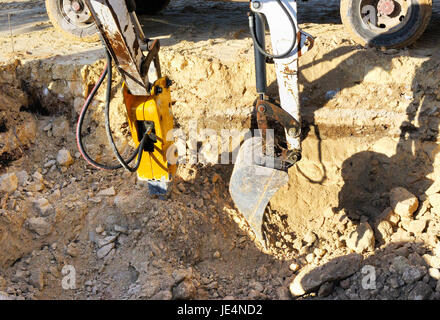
122, 77, 177, 188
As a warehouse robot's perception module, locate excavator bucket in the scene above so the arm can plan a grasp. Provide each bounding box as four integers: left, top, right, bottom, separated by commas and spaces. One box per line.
229, 136, 289, 247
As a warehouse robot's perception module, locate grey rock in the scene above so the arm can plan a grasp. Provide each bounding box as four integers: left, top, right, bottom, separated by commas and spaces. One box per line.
408, 282, 433, 300
290, 253, 362, 296
114, 225, 128, 234
151, 290, 173, 300
44, 160, 56, 168
96, 242, 115, 259
32, 198, 54, 217
173, 280, 196, 300
0, 173, 18, 193
12, 270, 28, 283
52, 119, 70, 138
172, 268, 193, 284
15, 171, 29, 186
389, 187, 418, 219
408, 252, 426, 266
304, 232, 317, 246
29, 269, 44, 290
388, 277, 401, 289
339, 279, 350, 289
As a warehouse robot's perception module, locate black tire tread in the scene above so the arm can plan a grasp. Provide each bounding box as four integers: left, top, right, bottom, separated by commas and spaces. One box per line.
45, 0, 99, 43
340, 0, 432, 49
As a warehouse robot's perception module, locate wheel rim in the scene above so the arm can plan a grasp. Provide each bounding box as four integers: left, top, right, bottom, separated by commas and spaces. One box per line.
358, 0, 413, 34
58, 0, 94, 28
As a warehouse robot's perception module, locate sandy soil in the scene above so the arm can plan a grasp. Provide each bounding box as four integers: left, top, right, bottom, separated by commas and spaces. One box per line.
1, 0, 440, 300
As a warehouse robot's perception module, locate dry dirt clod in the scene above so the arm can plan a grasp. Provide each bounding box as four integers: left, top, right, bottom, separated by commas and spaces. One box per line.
26, 217, 52, 237
346, 222, 375, 254
66, 243, 80, 257
303, 231, 317, 246
97, 187, 116, 197
318, 281, 334, 297
56, 149, 74, 167
389, 187, 419, 219
376, 220, 394, 242
0, 173, 18, 193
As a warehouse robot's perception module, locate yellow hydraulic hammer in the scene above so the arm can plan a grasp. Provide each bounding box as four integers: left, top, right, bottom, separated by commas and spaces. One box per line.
122, 77, 177, 193
83, 0, 177, 194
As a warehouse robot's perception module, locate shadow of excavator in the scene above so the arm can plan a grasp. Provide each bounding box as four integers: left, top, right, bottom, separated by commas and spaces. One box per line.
290, 3, 440, 299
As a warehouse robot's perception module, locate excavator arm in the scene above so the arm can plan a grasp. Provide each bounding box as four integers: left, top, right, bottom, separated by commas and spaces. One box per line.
80, 0, 176, 194
78, 0, 313, 247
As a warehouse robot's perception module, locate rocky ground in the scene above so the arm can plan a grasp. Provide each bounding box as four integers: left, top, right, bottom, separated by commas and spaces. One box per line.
0, 0, 440, 300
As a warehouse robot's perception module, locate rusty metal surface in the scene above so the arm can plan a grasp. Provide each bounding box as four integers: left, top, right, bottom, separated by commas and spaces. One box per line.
85, 0, 148, 95
256, 99, 301, 137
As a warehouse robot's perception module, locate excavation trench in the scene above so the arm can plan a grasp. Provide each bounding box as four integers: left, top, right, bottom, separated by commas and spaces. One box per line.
1, 18, 440, 299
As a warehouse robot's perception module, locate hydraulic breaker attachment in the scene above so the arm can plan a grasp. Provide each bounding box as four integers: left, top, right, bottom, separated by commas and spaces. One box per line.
230, 0, 314, 248
122, 77, 177, 195
80, 0, 177, 195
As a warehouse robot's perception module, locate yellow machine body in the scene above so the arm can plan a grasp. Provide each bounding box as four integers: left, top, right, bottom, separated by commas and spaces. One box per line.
122, 77, 176, 190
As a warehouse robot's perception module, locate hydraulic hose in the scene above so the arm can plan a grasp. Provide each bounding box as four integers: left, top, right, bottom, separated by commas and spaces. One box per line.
249, 0, 297, 59
103, 49, 146, 173
76, 51, 144, 171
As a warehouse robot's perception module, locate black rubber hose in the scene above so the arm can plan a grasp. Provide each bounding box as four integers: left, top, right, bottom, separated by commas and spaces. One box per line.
103, 49, 146, 173
76, 55, 140, 170
249, 0, 297, 59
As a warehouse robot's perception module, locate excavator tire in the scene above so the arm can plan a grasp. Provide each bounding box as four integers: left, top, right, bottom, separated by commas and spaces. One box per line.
340, 0, 432, 49
46, 0, 171, 43
45, 0, 99, 43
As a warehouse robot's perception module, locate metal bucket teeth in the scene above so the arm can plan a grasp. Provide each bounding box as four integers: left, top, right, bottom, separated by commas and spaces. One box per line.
229, 136, 289, 248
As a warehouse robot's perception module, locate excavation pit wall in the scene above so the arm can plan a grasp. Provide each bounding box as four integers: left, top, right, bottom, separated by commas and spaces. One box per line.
1, 36, 440, 299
